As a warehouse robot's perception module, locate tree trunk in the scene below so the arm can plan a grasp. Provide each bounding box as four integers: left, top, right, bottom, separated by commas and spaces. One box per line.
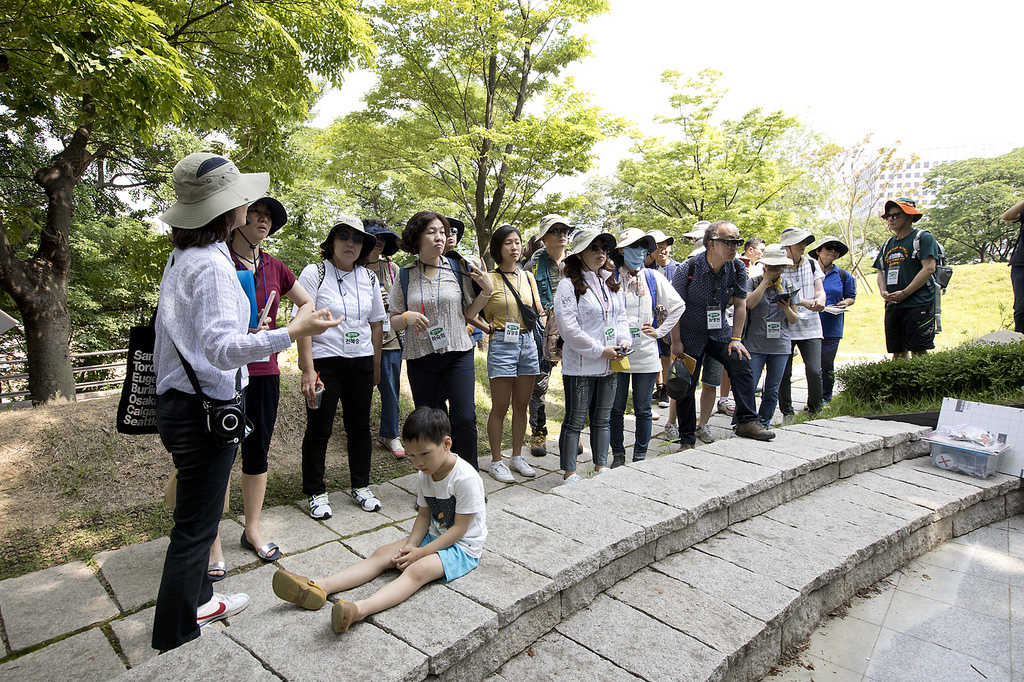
0, 122, 94, 404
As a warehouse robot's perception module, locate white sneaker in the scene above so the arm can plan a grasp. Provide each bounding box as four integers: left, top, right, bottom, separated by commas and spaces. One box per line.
351, 487, 382, 512
695, 424, 716, 444
197, 592, 249, 627
717, 397, 735, 416
509, 455, 536, 477
595, 466, 610, 474
385, 437, 405, 458
562, 473, 583, 484
308, 493, 332, 519
489, 460, 515, 483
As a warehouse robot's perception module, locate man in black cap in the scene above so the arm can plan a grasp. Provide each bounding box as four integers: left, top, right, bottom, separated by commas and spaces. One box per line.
873, 197, 939, 359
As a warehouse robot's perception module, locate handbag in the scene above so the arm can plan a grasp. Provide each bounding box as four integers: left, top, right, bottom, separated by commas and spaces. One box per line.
174, 345, 250, 450
496, 270, 540, 332
116, 311, 159, 434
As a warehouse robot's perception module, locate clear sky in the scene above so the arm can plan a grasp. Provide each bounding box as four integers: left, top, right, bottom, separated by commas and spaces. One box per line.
314, 0, 1022, 182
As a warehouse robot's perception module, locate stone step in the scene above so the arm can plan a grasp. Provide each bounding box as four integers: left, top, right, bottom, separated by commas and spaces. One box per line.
102, 417, 1008, 682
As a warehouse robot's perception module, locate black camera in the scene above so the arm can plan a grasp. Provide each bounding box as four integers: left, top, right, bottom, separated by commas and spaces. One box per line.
205, 397, 248, 449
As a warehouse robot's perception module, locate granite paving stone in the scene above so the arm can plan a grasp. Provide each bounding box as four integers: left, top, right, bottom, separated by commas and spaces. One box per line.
230, 600, 427, 681
321, 492, 403, 537
652, 549, 798, 624
212, 517, 254, 573
801, 613, 880, 675
443, 550, 555, 627
550, 476, 689, 538
755, 429, 846, 465
371, 581, 499, 675
485, 482, 545, 510
618, 460, 741, 512
669, 449, 784, 492
608, 567, 768, 656
95, 537, 169, 612
492, 630, 639, 681
0, 628, 124, 682
875, 457, 989, 507
826, 416, 929, 447
371, 481, 420, 523
731, 515, 866, 570
215, 562, 279, 619
557, 594, 728, 682
826, 480, 935, 531
277, 537, 364, 579
0, 560, 119, 651
700, 437, 814, 479
108, 606, 158, 668
852, 470, 964, 517
248, 502, 340, 552
518, 470, 568, 494
503, 494, 647, 566
698, 528, 839, 594
484, 509, 599, 588
786, 421, 881, 455
341, 524, 409, 558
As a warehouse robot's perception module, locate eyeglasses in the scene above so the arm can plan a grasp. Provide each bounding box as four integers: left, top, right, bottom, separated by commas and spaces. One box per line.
713, 238, 744, 248
820, 244, 841, 252
549, 227, 571, 236
882, 213, 903, 221
335, 228, 364, 244
588, 242, 609, 254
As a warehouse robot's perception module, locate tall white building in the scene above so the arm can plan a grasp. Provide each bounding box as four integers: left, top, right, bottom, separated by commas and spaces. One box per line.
876, 143, 1015, 207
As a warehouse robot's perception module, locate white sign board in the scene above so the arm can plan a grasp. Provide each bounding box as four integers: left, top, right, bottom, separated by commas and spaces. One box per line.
0, 309, 17, 335
937, 398, 1024, 477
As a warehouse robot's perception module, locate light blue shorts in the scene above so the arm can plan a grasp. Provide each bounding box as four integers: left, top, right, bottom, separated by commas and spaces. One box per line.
487, 329, 540, 379
420, 533, 479, 583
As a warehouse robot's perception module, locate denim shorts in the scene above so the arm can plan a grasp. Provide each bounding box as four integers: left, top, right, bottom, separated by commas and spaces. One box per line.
420, 533, 479, 582
701, 354, 723, 387
487, 329, 540, 379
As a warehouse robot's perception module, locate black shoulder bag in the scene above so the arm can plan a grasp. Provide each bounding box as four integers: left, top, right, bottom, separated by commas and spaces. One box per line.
496, 270, 540, 332
174, 346, 250, 449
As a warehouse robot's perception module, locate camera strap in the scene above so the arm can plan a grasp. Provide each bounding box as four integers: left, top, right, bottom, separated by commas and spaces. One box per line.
172, 344, 241, 407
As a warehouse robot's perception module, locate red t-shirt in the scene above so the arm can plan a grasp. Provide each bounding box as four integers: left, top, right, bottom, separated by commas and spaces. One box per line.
234, 251, 297, 376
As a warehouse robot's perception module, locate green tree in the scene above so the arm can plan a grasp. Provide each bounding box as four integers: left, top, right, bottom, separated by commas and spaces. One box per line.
615, 69, 803, 241
324, 0, 622, 263
0, 0, 371, 403
924, 149, 1024, 264
804, 135, 911, 292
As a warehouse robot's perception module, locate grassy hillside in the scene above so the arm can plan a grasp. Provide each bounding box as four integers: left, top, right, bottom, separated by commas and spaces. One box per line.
834, 262, 1014, 356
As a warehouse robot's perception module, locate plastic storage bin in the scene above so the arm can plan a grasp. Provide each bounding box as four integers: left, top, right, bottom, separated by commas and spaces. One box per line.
924, 437, 1009, 479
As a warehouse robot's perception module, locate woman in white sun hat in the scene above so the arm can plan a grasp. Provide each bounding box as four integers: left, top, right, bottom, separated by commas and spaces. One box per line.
554, 229, 631, 482
152, 153, 340, 652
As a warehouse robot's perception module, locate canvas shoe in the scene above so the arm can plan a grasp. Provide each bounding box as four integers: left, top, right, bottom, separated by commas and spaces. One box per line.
657, 385, 670, 409
717, 397, 735, 416
695, 424, 716, 444
509, 455, 536, 477
611, 452, 627, 469
595, 466, 611, 474
562, 473, 583, 484
308, 493, 332, 519
489, 460, 515, 483
664, 422, 680, 443
735, 421, 776, 441
385, 437, 405, 458
352, 487, 382, 512
197, 592, 249, 628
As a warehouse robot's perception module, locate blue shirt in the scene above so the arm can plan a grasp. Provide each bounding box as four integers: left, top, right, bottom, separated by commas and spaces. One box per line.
819, 266, 856, 338
671, 254, 747, 355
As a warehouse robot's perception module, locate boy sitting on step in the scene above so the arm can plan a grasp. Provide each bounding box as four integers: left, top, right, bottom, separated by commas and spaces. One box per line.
272, 406, 487, 633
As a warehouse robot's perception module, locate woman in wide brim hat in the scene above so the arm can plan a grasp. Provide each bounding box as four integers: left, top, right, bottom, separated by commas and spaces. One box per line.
807, 235, 856, 404
777, 226, 826, 419
554, 229, 631, 482
152, 153, 339, 652
297, 215, 389, 519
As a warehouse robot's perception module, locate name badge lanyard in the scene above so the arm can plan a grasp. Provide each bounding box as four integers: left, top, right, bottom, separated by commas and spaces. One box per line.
500, 270, 521, 343
417, 262, 450, 350
334, 262, 362, 327
591, 271, 615, 345
630, 271, 646, 341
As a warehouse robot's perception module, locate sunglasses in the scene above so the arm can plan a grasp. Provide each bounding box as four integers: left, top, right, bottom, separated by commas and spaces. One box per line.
549, 227, 572, 236
820, 244, 841, 252
335, 228, 365, 244
713, 238, 744, 248
882, 213, 903, 221
588, 242, 609, 254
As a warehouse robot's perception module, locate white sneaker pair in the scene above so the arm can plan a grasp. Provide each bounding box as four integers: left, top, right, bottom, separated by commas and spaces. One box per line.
489, 456, 537, 482
197, 592, 249, 628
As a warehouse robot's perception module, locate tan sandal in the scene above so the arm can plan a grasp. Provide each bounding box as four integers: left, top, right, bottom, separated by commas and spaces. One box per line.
331, 600, 359, 633
272, 568, 326, 610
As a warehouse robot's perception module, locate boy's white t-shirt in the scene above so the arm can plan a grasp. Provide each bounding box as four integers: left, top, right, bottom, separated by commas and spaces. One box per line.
416, 456, 487, 559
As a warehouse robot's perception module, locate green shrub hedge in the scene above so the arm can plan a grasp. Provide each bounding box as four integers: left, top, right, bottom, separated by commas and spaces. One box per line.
836, 341, 1024, 407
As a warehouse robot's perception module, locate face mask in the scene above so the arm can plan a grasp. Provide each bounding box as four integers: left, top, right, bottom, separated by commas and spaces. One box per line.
624, 244, 647, 271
